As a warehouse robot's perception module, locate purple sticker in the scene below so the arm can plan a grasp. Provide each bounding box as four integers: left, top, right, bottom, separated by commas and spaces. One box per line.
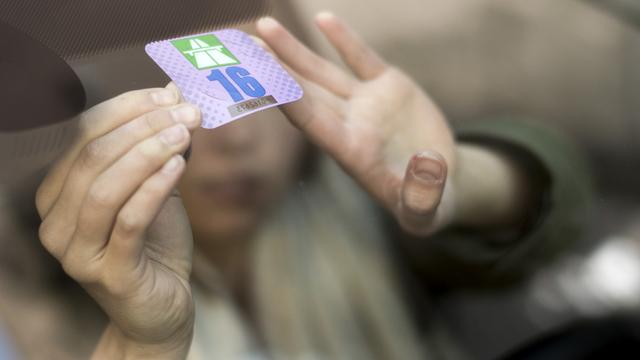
146, 30, 304, 129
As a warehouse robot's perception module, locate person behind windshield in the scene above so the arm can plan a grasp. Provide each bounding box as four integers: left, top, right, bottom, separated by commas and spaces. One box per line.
29, 13, 590, 359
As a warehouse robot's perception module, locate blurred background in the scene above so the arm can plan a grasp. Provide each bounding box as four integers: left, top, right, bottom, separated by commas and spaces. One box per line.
1, 0, 639, 359
282, 0, 640, 358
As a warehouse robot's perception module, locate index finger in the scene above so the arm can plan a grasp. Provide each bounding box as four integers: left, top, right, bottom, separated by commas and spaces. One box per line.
256, 17, 358, 98
36, 84, 181, 217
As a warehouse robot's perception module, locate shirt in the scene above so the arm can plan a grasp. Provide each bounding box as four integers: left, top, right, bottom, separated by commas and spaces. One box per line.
0, 326, 16, 360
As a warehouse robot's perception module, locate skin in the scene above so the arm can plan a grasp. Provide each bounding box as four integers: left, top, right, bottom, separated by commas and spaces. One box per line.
255, 14, 458, 236
180, 109, 306, 304
35, 13, 531, 359
180, 108, 305, 255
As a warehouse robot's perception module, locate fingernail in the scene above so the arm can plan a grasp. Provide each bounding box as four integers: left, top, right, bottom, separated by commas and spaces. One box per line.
171, 105, 201, 128
162, 155, 183, 174
257, 17, 279, 29
151, 89, 178, 106
412, 151, 446, 183
160, 125, 187, 146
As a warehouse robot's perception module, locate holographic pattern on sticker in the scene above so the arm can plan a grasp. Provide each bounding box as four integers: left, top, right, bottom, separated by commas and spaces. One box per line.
146, 29, 304, 129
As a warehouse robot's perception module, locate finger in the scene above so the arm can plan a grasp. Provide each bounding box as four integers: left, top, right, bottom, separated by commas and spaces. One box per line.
254, 21, 351, 153
315, 12, 387, 80
252, 34, 348, 148
39, 104, 199, 258
41, 103, 200, 220
397, 151, 448, 236
75, 104, 200, 177
166, 82, 187, 103
165, 82, 195, 161
64, 124, 191, 262
256, 16, 358, 98
107, 156, 186, 271
81, 85, 181, 139
37, 85, 181, 217
279, 70, 351, 157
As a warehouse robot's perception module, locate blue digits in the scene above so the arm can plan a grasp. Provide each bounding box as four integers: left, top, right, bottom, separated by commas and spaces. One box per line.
207, 69, 244, 102
226, 67, 266, 98
207, 66, 266, 102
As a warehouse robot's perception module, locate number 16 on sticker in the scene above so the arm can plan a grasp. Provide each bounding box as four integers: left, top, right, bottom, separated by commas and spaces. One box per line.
208, 66, 266, 102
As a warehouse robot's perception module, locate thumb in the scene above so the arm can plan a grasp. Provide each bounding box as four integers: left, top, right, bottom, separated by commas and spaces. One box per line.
398, 150, 448, 236
165, 82, 185, 103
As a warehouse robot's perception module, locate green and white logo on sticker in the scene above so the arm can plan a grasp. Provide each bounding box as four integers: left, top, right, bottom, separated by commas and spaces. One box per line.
171, 35, 240, 70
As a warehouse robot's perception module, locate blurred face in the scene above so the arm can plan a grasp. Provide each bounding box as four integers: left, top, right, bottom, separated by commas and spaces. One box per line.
180, 109, 306, 245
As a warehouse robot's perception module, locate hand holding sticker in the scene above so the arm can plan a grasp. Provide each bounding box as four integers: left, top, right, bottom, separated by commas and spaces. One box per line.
146, 30, 303, 129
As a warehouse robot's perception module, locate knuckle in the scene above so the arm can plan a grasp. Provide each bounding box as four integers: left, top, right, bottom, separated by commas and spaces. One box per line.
38, 215, 76, 259
131, 142, 161, 168
138, 108, 176, 135
60, 236, 104, 285
116, 211, 144, 237
140, 111, 163, 133
60, 256, 82, 280
100, 272, 133, 298
113, 89, 155, 113
61, 256, 99, 284
57, 230, 115, 287
139, 127, 189, 158
79, 139, 107, 169
35, 184, 51, 218
38, 219, 59, 254
87, 184, 116, 209
77, 110, 96, 136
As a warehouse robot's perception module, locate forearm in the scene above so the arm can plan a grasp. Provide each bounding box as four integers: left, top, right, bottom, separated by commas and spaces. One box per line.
92, 323, 192, 360
452, 143, 534, 230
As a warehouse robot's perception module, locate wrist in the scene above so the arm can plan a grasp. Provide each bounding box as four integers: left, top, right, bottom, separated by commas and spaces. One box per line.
452, 143, 531, 229
92, 323, 193, 360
